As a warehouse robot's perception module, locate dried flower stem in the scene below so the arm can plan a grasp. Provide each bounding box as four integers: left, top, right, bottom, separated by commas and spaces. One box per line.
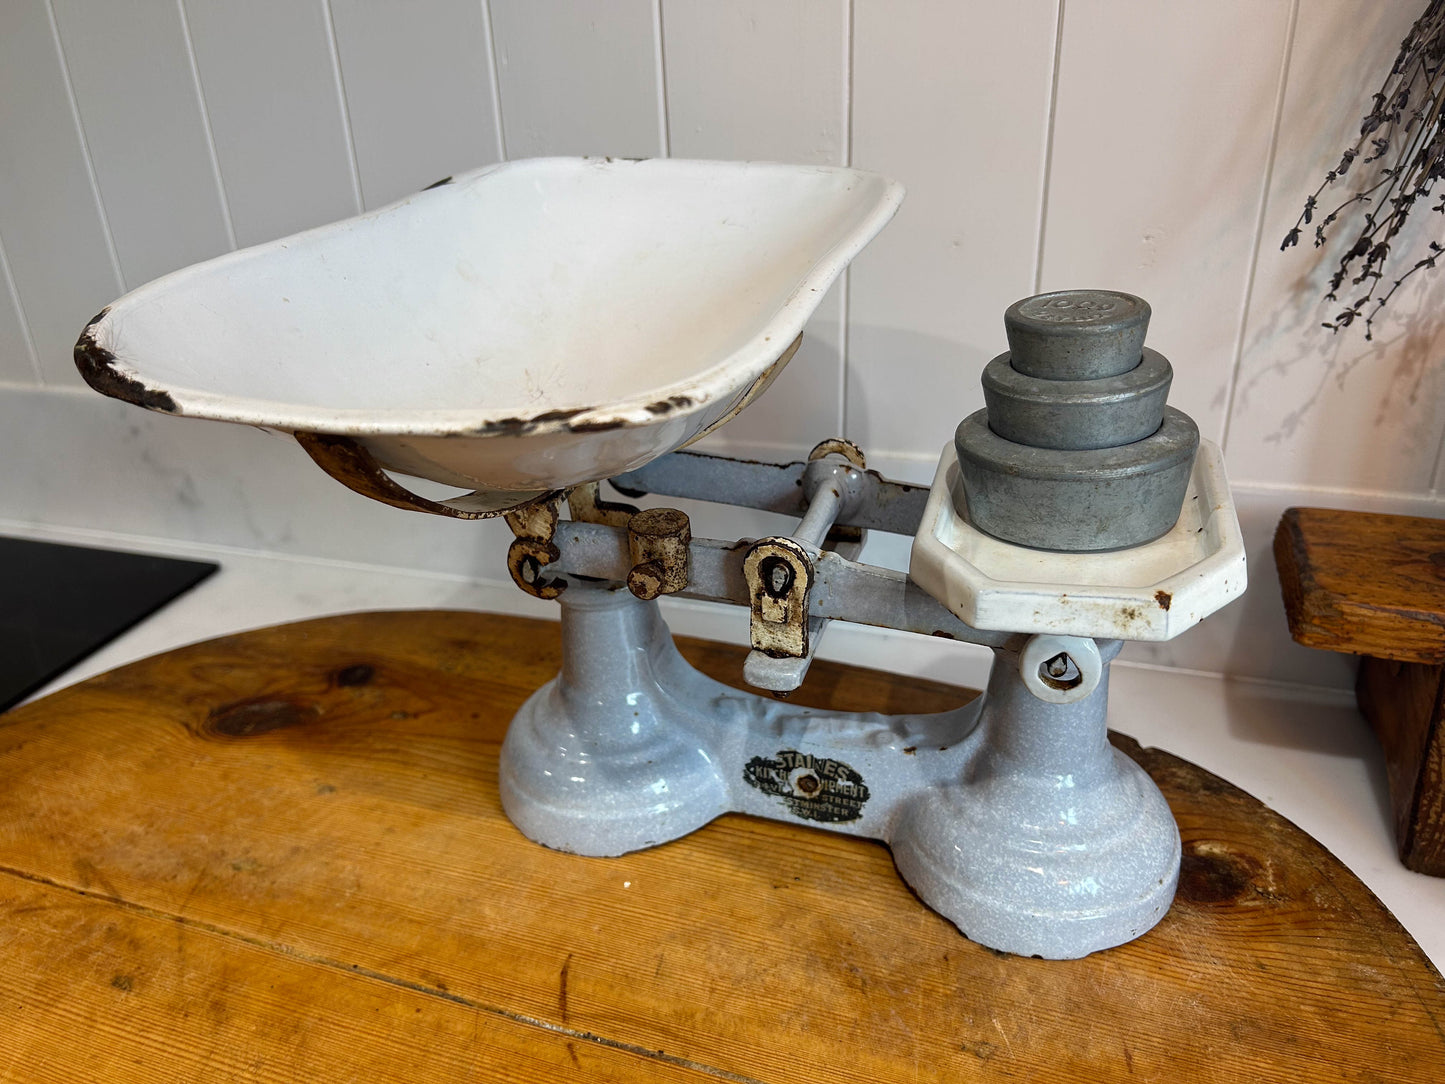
1282, 0, 1445, 339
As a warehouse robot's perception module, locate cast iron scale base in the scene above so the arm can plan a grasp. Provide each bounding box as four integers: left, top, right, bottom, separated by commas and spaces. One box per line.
501, 581, 1176, 959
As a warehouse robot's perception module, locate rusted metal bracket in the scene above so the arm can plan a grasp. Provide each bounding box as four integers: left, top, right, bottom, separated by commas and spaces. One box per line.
505, 497, 566, 599
295, 431, 563, 520
808, 437, 865, 469
566, 481, 638, 527
743, 537, 815, 658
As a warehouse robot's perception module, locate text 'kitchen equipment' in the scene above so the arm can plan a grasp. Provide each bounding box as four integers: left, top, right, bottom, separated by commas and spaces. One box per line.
75, 157, 1245, 959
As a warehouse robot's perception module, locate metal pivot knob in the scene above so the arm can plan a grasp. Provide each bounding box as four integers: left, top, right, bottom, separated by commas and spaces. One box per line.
626, 507, 691, 600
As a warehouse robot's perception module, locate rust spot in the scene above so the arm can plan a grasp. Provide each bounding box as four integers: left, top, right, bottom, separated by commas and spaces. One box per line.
902, 746, 917, 755
1177, 848, 1250, 905
334, 663, 375, 687
205, 696, 320, 738
930, 630, 957, 640
74, 311, 179, 413
794, 773, 820, 795
644, 395, 695, 415
1154, 590, 1173, 611
422, 175, 454, 190
465, 408, 587, 438
532, 408, 587, 426
461, 405, 627, 436
568, 417, 626, 433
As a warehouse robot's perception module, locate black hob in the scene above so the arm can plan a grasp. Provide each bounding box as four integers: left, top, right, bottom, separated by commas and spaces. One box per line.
0, 537, 218, 710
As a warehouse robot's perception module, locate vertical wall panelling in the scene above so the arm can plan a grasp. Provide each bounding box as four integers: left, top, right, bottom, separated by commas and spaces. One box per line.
848, 1, 1060, 470
183, 0, 361, 247
1039, 0, 1292, 446
481, 1, 508, 161
490, 0, 661, 159
1231, 2, 1445, 495
0, 1, 122, 387
1215, 0, 1299, 455
1032, 5, 1067, 295
327, 0, 502, 209
49, 0, 233, 289
0, 236, 40, 385
662, 0, 849, 451
652, 0, 670, 158
176, 0, 238, 252
1435, 424, 1445, 495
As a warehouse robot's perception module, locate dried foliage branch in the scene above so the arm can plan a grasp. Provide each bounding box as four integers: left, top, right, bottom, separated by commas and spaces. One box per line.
1282, 0, 1445, 339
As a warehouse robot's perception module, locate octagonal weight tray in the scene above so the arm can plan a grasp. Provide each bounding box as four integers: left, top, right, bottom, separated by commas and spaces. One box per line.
75, 158, 902, 514
909, 439, 1246, 641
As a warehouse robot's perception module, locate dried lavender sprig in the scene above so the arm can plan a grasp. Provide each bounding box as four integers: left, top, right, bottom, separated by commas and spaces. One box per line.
1282, 0, 1445, 338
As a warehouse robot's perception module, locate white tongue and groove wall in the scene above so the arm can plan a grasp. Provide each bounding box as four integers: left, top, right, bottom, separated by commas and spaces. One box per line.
1, 1, 1440, 691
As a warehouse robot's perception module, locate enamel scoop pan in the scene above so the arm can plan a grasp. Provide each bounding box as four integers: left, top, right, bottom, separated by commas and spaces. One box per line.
76, 158, 902, 518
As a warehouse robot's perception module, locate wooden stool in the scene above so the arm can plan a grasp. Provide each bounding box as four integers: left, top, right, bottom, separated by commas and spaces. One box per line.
1, 611, 1442, 1081
1275, 507, 1445, 876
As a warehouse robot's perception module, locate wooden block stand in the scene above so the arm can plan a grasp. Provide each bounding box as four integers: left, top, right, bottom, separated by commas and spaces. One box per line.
1275, 506, 1445, 875
1, 610, 1442, 1081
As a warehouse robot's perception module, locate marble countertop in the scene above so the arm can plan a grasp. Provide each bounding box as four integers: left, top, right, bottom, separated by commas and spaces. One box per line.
15, 521, 1444, 973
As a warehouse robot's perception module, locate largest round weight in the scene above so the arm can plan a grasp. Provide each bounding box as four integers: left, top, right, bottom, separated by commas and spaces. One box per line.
954, 407, 1199, 551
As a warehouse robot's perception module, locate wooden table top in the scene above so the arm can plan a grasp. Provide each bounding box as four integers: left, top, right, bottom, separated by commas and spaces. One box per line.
1, 610, 1442, 1082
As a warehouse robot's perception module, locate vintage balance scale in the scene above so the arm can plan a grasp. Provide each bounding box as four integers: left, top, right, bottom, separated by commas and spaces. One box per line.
75, 158, 1245, 960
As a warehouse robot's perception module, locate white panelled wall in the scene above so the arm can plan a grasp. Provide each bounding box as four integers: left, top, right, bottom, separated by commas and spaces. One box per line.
1, 0, 1442, 691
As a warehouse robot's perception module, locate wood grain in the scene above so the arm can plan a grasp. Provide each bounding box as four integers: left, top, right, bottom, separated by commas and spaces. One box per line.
1274, 506, 1445, 666
1358, 657, 1445, 875
1275, 506, 1445, 876
1, 610, 1442, 1082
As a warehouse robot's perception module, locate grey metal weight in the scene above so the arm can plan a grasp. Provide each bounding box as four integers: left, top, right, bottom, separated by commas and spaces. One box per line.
1004, 290, 1150, 381
982, 347, 1173, 450
954, 407, 1200, 551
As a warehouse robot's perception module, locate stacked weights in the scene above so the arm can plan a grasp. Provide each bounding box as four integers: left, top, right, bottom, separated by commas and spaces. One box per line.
954, 290, 1198, 552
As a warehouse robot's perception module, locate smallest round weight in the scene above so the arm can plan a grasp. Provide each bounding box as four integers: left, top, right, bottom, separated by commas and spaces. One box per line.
1005, 290, 1151, 381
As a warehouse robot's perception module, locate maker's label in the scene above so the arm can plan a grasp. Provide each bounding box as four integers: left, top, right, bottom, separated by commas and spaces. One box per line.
742, 749, 870, 823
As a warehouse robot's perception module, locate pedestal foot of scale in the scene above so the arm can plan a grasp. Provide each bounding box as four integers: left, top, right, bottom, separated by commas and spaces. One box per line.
890, 750, 1180, 959
499, 680, 730, 856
